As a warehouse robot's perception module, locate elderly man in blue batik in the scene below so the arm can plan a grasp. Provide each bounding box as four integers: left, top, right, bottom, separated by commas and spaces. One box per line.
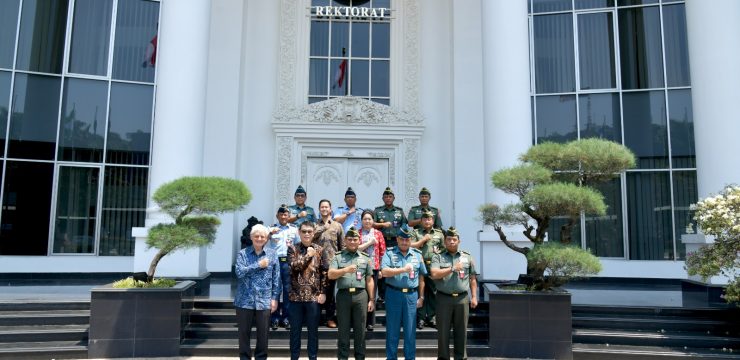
268, 204, 300, 330
234, 224, 281, 360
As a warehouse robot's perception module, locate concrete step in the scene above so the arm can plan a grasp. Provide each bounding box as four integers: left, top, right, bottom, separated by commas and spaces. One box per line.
0, 340, 87, 360
0, 310, 90, 326
573, 343, 740, 360
0, 324, 88, 343
574, 329, 740, 349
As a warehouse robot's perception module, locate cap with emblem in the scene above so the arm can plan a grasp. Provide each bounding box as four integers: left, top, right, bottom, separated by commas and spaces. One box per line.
397, 224, 412, 239
295, 185, 306, 195
277, 204, 290, 214
419, 187, 431, 196
346, 226, 360, 238
421, 210, 434, 219
383, 186, 394, 196
345, 187, 356, 197
444, 226, 460, 238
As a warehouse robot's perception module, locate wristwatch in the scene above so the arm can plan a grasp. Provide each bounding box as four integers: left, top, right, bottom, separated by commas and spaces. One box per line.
419, 296, 425, 300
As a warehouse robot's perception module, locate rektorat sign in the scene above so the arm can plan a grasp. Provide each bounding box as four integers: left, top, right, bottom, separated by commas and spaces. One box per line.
313, 6, 389, 19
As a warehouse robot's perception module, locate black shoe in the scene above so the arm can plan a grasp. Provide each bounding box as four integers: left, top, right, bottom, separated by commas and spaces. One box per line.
366, 324, 374, 332
271, 320, 279, 330
417, 320, 424, 330
282, 319, 290, 330
427, 318, 436, 328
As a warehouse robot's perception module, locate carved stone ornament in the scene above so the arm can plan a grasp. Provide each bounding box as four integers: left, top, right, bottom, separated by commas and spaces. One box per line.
275, 96, 422, 125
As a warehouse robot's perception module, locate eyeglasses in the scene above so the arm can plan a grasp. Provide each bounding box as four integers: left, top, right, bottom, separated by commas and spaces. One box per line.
295, 194, 306, 197
301, 230, 314, 234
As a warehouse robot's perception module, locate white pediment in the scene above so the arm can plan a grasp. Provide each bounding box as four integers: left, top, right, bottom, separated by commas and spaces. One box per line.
274, 96, 423, 125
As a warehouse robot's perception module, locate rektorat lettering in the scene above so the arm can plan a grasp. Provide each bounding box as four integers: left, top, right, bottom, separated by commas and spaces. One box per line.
312, 6, 390, 19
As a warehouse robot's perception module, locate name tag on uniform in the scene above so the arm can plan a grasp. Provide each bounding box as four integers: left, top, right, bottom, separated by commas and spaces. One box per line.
349, 287, 357, 293
402, 288, 409, 293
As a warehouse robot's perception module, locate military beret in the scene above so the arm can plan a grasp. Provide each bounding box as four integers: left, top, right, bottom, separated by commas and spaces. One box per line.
345, 187, 356, 197
444, 226, 460, 238
419, 187, 431, 196
346, 226, 360, 238
295, 185, 306, 195
421, 210, 434, 219
398, 224, 412, 239
277, 204, 290, 213
383, 186, 394, 196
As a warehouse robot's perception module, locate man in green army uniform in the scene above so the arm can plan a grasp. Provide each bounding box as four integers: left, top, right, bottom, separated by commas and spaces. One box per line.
410, 210, 445, 329
373, 187, 407, 249
407, 187, 443, 230
328, 227, 375, 360
430, 227, 479, 360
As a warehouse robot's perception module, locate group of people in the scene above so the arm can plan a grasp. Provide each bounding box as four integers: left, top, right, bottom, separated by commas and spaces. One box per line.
234, 185, 478, 360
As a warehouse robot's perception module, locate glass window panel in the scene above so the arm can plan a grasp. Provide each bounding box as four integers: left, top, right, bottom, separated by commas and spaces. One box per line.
309, 58, 329, 96
627, 171, 673, 260
585, 178, 624, 257
618, 0, 658, 5
312, 0, 330, 8
59, 78, 107, 162
668, 89, 694, 168
545, 216, 582, 244
579, 93, 622, 142
331, 21, 349, 57
53, 166, 99, 254
372, 0, 390, 9
15, 0, 69, 74
0, 0, 20, 69
0, 71, 10, 154
329, 58, 349, 96
575, 0, 615, 10
622, 90, 668, 168
663, 4, 690, 87
68, 0, 113, 76
578, 13, 616, 90
672, 170, 696, 260
106, 83, 153, 165
351, 22, 369, 58
112, 0, 159, 83
371, 60, 389, 97
618, 7, 664, 89
372, 22, 390, 58
534, 14, 575, 93
533, 0, 572, 13
350, 59, 369, 97
308, 97, 325, 104
99, 166, 147, 256
0, 161, 54, 255
8, 73, 61, 160
310, 21, 329, 57
371, 98, 389, 105
536, 95, 577, 143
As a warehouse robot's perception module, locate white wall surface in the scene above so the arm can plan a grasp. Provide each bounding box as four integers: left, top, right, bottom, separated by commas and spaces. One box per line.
0, 256, 133, 273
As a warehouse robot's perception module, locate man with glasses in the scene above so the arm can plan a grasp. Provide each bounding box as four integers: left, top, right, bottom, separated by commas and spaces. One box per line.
288, 185, 316, 227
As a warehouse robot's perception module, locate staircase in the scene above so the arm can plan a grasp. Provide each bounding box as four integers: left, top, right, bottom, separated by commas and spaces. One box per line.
0, 300, 89, 359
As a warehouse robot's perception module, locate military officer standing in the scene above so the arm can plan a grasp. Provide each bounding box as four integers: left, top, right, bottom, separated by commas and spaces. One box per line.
267, 204, 300, 330
407, 187, 443, 229
410, 210, 445, 329
373, 187, 407, 250
287, 185, 316, 227
430, 227, 479, 360
334, 187, 364, 233
380, 225, 426, 360
328, 227, 375, 360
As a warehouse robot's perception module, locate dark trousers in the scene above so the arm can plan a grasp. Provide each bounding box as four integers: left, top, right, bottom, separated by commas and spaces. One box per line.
272, 259, 291, 323
336, 289, 368, 360
322, 278, 336, 322
366, 270, 379, 326
236, 307, 271, 360
436, 292, 469, 360
289, 301, 320, 360
385, 287, 419, 360
417, 273, 437, 322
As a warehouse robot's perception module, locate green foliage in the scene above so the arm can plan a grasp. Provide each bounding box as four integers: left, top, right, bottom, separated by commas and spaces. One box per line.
527, 242, 603, 290
152, 177, 252, 221
478, 203, 529, 228
146, 215, 220, 253
491, 164, 552, 198
524, 182, 606, 218
112, 277, 177, 288
685, 185, 740, 304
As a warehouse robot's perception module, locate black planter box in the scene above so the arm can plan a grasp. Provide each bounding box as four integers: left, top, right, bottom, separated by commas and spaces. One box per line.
88, 280, 195, 358
487, 283, 573, 360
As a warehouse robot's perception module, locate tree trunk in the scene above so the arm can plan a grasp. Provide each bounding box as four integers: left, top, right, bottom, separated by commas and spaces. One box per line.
559, 216, 578, 245
147, 249, 169, 282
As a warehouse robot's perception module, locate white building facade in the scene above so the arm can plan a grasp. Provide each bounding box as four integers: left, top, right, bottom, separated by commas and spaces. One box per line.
0, 0, 738, 282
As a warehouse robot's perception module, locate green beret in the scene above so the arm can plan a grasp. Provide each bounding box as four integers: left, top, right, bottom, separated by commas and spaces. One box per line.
383, 186, 394, 196
277, 204, 290, 213
421, 210, 434, 219
346, 226, 360, 238
295, 185, 306, 195
444, 226, 460, 238
345, 187, 356, 197
419, 187, 431, 196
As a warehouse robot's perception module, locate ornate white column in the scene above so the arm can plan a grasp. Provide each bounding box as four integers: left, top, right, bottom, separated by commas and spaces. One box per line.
133, 0, 212, 278
685, 0, 740, 199
478, 0, 533, 280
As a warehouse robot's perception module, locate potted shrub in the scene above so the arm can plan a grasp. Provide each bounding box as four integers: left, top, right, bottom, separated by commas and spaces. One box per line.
88, 176, 251, 358
479, 138, 635, 359
685, 185, 740, 305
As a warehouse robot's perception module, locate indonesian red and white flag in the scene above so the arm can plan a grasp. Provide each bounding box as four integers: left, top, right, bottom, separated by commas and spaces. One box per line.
333, 59, 347, 89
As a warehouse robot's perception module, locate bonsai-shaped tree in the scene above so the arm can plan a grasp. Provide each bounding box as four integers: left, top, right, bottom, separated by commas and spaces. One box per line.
479, 138, 635, 290
146, 176, 252, 282
685, 185, 740, 304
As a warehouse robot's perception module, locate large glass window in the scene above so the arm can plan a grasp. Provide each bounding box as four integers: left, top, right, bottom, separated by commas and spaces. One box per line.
672, 170, 697, 260
0, 71, 10, 153
668, 89, 694, 168
112, 0, 160, 83
106, 83, 153, 165
578, 93, 621, 142
15, 0, 69, 74
627, 171, 673, 260
0, 0, 20, 69
59, 78, 107, 162
53, 166, 99, 254
533, 14, 575, 93
622, 90, 668, 169
68, 0, 113, 76
308, 0, 391, 104
662, 4, 690, 87
99, 166, 147, 256
585, 178, 624, 257
536, 95, 577, 143
618, 6, 664, 89
8, 73, 61, 160
577, 12, 616, 90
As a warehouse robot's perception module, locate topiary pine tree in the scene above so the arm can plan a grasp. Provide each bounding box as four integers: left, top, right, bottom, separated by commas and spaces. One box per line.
146, 177, 252, 282
479, 138, 635, 290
